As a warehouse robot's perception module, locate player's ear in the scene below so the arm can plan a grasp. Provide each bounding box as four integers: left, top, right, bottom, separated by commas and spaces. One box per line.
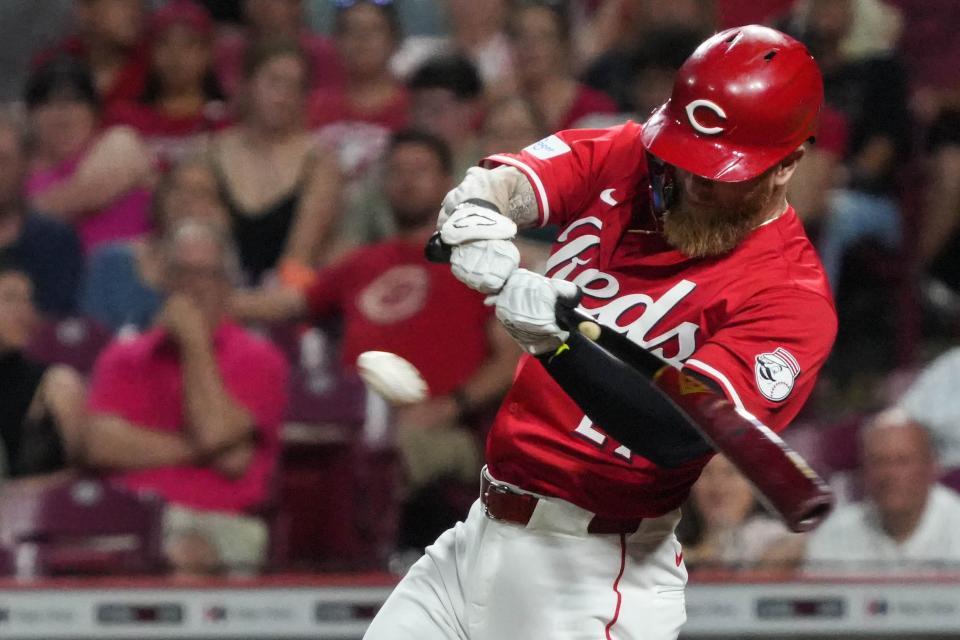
772, 146, 806, 187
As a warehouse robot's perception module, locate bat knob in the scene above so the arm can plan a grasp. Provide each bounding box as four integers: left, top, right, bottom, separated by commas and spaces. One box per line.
425, 232, 452, 264
554, 286, 583, 332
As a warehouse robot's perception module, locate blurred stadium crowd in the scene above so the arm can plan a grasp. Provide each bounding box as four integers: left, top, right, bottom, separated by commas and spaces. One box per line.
1, 0, 960, 580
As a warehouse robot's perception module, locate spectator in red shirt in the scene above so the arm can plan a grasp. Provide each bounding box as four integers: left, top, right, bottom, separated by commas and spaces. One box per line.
105, 0, 230, 169
233, 130, 519, 540
214, 0, 343, 99
23, 57, 154, 256
507, 1, 617, 131
308, 0, 408, 132
84, 217, 289, 575
207, 39, 342, 286
33, 0, 149, 110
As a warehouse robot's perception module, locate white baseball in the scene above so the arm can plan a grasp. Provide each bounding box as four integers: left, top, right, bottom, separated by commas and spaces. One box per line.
356, 351, 429, 405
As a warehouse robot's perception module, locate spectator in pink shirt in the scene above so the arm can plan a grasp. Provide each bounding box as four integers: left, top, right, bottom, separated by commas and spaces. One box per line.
24, 57, 154, 255
83, 217, 288, 575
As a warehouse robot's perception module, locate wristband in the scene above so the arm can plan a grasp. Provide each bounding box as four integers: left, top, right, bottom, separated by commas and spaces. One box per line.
278, 258, 317, 292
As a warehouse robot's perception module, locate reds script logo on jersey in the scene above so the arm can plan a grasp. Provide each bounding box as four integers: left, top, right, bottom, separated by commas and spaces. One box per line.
544, 217, 699, 368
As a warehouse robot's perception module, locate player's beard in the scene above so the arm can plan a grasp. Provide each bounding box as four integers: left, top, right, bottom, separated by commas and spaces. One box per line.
662, 181, 776, 258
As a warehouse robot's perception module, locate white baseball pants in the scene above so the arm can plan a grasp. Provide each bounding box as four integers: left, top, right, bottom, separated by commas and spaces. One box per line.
364, 483, 687, 639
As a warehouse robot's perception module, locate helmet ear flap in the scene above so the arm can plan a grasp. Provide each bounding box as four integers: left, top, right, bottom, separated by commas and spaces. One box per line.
647, 152, 676, 216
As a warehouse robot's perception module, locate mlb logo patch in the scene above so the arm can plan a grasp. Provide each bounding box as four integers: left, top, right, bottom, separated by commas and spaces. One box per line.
524, 135, 571, 160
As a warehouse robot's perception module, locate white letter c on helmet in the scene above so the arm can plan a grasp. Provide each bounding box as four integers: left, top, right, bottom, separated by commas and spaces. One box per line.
685, 99, 727, 135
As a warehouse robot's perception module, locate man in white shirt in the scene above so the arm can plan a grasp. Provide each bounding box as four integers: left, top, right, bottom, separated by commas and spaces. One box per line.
805, 409, 960, 573
899, 347, 960, 468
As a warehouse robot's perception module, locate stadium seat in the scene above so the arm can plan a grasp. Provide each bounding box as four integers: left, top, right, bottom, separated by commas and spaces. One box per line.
266, 321, 340, 374
275, 361, 401, 571
0, 544, 11, 576
940, 468, 960, 494
262, 321, 307, 367
785, 416, 864, 475
25, 316, 113, 374
817, 416, 864, 475
781, 421, 831, 478
252, 320, 403, 571
276, 441, 402, 572
0, 477, 165, 577
284, 367, 369, 440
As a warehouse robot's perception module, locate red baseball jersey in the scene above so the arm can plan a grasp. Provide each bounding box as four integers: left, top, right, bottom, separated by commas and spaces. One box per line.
305, 236, 494, 397
482, 122, 837, 519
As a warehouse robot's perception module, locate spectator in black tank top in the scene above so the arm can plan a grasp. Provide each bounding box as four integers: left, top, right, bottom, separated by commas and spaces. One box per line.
207, 39, 342, 288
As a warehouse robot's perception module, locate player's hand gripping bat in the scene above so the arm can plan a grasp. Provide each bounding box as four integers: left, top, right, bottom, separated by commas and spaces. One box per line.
426, 233, 834, 532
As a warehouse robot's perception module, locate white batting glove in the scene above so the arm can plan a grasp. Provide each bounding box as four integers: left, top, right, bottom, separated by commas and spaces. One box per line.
436, 166, 516, 230
439, 202, 520, 293
439, 203, 517, 245
450, 239, 520, 294
492, 269, 580, 355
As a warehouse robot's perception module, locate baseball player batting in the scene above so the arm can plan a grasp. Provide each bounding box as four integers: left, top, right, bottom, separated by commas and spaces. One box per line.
364, 25, 837, 640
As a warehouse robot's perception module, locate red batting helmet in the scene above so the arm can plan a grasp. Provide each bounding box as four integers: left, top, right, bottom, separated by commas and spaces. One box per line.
640, 25, 823, 182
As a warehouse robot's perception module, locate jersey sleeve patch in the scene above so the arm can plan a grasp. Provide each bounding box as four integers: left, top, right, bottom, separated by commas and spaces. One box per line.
754, 347, 801, 402
524, 135, 572, 160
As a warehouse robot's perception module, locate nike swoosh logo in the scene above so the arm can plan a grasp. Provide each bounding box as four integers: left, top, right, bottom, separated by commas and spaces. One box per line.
452, 213, 497, 228
675, 551, 683, 567
600, 188, 618, 206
